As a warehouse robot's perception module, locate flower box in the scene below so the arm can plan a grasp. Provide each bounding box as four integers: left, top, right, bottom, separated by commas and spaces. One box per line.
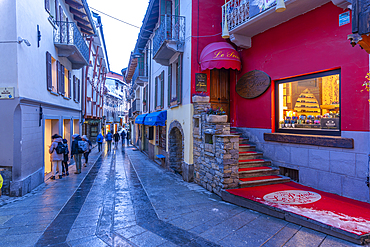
192, 95, 210, 103
206, 114, 228, 123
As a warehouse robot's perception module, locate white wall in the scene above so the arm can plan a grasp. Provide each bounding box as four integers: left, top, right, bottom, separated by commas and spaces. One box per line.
15, 0, 83, 110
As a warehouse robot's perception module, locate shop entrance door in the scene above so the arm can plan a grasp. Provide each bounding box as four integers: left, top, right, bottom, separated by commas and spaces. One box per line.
210, 69, 230, 118
44, 119, 59, 176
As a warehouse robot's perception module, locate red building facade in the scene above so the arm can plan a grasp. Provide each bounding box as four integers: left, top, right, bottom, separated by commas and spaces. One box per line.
191, 1, 370, 202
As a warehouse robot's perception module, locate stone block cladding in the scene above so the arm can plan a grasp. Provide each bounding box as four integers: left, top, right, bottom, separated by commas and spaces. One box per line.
237, 128, 370, 202
193, 102, 239, 196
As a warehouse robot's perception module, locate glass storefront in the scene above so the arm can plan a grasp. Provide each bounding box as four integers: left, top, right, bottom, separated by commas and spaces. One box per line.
277, 70, 340, 134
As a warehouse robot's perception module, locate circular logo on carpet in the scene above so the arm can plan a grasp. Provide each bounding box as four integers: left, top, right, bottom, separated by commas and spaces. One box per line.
263, 190, 322, 205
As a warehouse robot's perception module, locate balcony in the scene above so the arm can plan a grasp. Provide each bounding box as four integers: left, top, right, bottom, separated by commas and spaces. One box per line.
132, 57, 148, 86
153, 15, 185, 66
54, 21, 89, 69
222, 0, 330, 49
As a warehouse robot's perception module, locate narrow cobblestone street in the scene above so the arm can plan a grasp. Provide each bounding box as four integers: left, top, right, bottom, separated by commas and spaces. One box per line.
0, 144, 366, 247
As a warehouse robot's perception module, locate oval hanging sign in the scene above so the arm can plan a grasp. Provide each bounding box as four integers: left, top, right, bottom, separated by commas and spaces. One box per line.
236, 70, 271, 99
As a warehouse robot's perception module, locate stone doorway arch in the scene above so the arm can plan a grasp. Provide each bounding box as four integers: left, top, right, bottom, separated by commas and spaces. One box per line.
168, 121, 184, 175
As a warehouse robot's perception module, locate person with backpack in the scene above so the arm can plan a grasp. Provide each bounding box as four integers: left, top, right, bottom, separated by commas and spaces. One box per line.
113, 132, 120, 148
105, 131, 113, 151
61, 139, 69, 176
120, 131, 126, 146
71, 134, 84, 174
49, 134, 64, 179
82, 135, 92, 167
96, 132, 104, 152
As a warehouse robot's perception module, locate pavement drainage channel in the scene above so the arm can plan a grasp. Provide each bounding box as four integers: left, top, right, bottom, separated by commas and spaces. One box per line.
35, 151, 108, 246
122, 148, 221, 247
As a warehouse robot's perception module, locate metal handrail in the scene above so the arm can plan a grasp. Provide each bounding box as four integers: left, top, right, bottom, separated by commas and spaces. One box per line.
53, 21, 89, 63
153, 15, 185, 56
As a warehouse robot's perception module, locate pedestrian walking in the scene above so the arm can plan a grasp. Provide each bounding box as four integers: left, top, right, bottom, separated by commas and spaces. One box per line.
126, 130, 131, 146
105, 131, 113, 151
71, 134, 83, 174
61, 139, 69, 176
96, 132, 104, 152
82, 135, 92, 167
120, 130, 126, 146
49, 134, 64, 179
113, 132, 120, 148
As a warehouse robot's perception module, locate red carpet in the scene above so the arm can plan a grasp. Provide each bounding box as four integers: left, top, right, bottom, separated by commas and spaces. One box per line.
226, 182, 370, 236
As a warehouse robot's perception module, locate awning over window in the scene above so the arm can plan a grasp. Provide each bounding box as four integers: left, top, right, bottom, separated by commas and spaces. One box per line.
199, 42, 241, 71
135, 114, 148, 124
143, 111, 167, 126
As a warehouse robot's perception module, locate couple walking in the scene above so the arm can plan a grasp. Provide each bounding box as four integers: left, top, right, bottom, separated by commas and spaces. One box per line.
49, 134, 91, 179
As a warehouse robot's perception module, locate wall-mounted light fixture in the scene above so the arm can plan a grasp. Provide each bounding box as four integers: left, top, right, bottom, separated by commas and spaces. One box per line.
0, 37, 31, 46
37, 25, 41, 48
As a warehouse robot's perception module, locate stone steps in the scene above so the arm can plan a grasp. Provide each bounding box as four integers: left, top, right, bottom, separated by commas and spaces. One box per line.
231, 128, 290, 188
238, 159, 272, 168
239, 166, 280, 178
239, 151, 264, 160
239, 175, 291, 188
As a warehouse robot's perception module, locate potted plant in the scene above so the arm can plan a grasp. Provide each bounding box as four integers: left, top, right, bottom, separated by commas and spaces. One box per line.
205, 107, 227, 123
192, 92, 210, 103
142, 99, 146, 106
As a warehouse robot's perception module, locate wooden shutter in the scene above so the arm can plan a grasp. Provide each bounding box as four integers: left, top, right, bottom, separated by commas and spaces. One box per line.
77, 79, 80, 102
56, 60, 61, 94
155, 77, 158, 107
73, 75, 76, 101
68, 71, 71, 98
61, 65, 65, 96
46, 52, 52, 91
55, 0, 59, 22
168, 64, 172, 106
160, 71, 164, 107
177, 54, 182, 104
45, 0, 50, 12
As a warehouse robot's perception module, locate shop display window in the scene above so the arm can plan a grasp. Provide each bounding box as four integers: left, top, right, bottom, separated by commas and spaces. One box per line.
276, 70, 340, 135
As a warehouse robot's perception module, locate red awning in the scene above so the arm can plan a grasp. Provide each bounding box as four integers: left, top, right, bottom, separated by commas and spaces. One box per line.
199, 42, 241, 71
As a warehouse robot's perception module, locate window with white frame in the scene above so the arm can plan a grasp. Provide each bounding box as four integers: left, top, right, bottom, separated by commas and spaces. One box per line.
155, 71, 164, 109
168, 54, 182, 106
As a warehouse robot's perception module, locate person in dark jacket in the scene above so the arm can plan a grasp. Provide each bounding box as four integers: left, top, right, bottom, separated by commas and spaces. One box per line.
82, 135, 92, 167
120, 131, 126, 146
62, 138, 69, 176
96, 133, 104, 152
71, 134, 83, 174
113, 132, 120, 148
105, 131, 113, 151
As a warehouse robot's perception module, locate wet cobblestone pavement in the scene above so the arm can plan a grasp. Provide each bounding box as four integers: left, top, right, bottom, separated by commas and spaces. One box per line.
0, 143, 366, 246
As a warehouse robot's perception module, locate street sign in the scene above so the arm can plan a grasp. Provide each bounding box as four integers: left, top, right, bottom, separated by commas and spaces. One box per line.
0, 87, 14, 99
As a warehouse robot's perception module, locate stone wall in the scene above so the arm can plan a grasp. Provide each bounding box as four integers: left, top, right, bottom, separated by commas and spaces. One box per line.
193, 102, 239, 196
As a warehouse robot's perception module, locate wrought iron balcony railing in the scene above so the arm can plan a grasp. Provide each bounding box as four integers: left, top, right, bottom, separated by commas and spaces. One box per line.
222, 0, 280, 32
153, 15, 185, 57
53, 21, 89, 67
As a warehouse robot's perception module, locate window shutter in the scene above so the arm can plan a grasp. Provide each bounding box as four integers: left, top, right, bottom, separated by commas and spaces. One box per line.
77, 79, 80, 102
55, 0, 59, 22
45, 0, 50, 12
68, 71, 71, 98
73, 75, 76, 101
177, 54, 182, 104
46, 52, 52, 91
56, 60, 61, 94
161, 71, 164, 107
61, 65, 65, 96
168, 64, 172, 106
155, 77, 158, 107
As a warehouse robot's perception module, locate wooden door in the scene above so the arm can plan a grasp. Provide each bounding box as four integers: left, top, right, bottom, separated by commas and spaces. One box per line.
210, 69, 230, 118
